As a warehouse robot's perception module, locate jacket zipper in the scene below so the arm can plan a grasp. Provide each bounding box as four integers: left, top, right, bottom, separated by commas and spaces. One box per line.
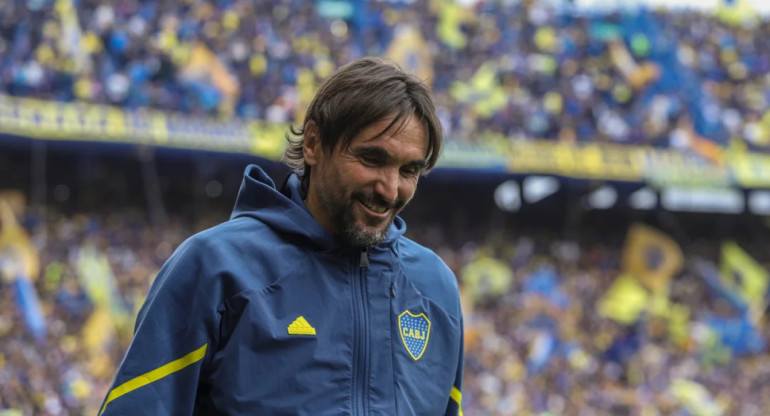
389, 279, 399, 416
353, 249, 370, 415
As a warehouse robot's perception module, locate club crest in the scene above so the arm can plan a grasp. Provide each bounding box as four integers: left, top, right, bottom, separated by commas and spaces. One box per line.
398, 310, 431, 361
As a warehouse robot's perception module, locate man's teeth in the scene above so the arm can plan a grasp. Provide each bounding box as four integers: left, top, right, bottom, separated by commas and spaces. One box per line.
362, 200, 388, 213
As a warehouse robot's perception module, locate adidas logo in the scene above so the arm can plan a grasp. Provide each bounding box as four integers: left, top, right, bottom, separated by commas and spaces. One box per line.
287, 316, 316, 336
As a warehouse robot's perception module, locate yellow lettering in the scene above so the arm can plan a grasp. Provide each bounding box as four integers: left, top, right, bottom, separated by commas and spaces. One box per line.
105, 108, 125, 137
403, 328, 425, 340
60, 103, 80, 135
39, 102, 58, 135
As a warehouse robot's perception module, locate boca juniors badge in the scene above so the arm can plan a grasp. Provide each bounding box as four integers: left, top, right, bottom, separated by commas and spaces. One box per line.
398, 310, 431, 361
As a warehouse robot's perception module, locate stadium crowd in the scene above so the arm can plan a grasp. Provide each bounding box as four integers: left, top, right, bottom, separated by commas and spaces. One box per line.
448, 231, 770, 415
1, 200, 769, 415
0, 205, 217, 415
1, 0, 770, 152
2, 0, 770, 414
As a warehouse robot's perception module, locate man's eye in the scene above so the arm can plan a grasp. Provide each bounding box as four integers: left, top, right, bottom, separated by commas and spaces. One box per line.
401, 166, 421, 177
361, 156, 382, 165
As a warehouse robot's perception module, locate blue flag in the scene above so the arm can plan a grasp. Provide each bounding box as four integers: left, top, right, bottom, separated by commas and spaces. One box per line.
14, 275, 46, 340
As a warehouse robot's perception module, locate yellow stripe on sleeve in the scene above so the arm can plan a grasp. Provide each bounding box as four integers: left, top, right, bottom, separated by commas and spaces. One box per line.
99, 343, 208, 415
450, 386, 463, 416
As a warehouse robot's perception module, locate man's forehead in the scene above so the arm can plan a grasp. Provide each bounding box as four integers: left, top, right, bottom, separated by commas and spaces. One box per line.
356, 115, 428, 145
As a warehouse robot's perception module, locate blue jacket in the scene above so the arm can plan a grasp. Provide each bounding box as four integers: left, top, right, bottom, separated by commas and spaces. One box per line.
100, 165, 464, 415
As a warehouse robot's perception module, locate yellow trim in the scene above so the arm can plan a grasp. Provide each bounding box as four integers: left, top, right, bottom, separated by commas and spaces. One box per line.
450, 387, 463, 416
99, 343, 208, 415
397, 310, 431, 361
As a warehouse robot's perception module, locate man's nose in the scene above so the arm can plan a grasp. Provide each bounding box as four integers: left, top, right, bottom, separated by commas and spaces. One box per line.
374, 168, 399, 204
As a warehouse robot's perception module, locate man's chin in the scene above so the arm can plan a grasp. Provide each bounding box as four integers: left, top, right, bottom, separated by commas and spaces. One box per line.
343, 222, 390, 248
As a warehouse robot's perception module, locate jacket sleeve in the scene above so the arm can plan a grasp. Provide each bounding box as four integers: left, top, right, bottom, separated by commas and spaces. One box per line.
445, 314, 464, 416
99, 236, 220, 415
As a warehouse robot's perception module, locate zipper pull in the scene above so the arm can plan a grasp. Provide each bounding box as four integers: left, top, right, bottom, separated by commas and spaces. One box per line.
360, 249, 369, 268
390, 282, 395, 298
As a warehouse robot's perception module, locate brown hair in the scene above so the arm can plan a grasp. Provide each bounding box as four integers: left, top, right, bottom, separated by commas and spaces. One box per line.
283, 57, 443, 186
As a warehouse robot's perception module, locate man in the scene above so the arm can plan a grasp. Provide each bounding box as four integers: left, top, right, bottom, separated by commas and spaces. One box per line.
100, 57, 464, 416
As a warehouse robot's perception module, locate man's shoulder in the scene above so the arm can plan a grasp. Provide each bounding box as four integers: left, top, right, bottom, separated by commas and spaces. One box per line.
159, 217, 304, 292
395, 237, 461, 316
191, 216, 285, 249
171, 217, 297, 268
396, 237, 450, 271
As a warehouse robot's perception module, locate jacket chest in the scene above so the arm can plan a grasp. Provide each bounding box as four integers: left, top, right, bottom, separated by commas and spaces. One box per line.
202, 260, 461, 416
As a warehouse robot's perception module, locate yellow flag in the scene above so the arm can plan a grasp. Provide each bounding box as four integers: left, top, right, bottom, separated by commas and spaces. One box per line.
669, 378, 727, 416
449, 62, 507, 118
460, 253, 512, 302
720, 241, 769, 315
715, 0, 759, 27
180, 42, 240, 115
76, 242, 130, 325
386, 25, 434, 85
83, 306, 114, 355
82, 305, 118, 378
0, 198, 39, 280
55, 0, 86, 72
622, 223, 684, 293
294, 68, 316, 123
608, 40, 660, 91
436, 0, 469, 50
598, 272, 649, 325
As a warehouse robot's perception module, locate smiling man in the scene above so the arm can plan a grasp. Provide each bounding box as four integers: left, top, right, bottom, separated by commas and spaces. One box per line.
100, 57, 464, 416
302, 113, 427, 247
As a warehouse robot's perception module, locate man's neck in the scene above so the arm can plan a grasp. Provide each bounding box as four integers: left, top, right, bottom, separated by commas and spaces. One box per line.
303, 187, 336, 236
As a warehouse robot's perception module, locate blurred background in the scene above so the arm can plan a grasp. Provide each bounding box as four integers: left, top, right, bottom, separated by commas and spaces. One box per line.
2, 0, 770, 414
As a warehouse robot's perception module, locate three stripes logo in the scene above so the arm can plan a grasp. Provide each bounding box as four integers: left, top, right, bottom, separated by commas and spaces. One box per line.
287, 316, 316, 335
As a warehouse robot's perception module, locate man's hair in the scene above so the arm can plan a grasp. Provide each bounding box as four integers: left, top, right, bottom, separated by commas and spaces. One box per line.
283, 57, 443, 185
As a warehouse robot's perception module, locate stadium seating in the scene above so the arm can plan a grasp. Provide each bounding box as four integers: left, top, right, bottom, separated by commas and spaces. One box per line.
1, 1, 769, 151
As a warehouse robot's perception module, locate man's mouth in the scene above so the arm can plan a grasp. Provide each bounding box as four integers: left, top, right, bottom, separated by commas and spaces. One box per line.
359, 199, 390, 215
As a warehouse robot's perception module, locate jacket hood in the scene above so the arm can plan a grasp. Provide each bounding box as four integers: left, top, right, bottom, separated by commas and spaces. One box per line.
230, 164, 406, 251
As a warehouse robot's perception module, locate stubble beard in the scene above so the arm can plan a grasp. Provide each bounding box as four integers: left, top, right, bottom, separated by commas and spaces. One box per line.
318, 186, 399, 248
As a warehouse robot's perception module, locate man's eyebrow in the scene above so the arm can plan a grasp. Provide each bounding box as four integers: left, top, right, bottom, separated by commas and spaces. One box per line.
353, 146, 390, 160
354, 146, 426, 167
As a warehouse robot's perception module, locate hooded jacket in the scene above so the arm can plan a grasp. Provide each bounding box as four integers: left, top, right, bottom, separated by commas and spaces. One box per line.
100, 164, 464, 416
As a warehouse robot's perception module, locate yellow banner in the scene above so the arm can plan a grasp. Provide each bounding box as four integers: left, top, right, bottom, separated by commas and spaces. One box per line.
506, 141, 737, 186
499, 140, 770, 188
0, 94, 286, 160
5, 94, 770, 188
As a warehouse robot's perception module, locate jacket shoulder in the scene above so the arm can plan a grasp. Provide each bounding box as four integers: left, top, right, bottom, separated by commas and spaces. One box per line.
193, 216, 299, 257
166, 217, 303, 291
396, 237, 461, 318
194, 216, 278, 246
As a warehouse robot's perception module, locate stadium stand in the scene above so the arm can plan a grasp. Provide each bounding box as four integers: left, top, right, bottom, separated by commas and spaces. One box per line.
2, 0, 770, 415
1, 0, 770, 151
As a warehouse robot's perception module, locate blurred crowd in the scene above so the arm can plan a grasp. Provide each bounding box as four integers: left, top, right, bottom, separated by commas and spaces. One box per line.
0, 204, 220, 415
439, 231, 770, 416
2, 0, 770, 153
1, 198, 770, 415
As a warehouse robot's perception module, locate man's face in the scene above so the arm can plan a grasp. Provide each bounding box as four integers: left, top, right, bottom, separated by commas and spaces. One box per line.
304, 114, 429, 247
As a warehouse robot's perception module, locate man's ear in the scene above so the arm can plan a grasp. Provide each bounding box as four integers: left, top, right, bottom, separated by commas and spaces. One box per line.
302, 121, 321, 167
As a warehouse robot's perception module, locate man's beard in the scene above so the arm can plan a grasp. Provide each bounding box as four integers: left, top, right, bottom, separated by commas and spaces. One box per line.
318, 186, 403, 248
